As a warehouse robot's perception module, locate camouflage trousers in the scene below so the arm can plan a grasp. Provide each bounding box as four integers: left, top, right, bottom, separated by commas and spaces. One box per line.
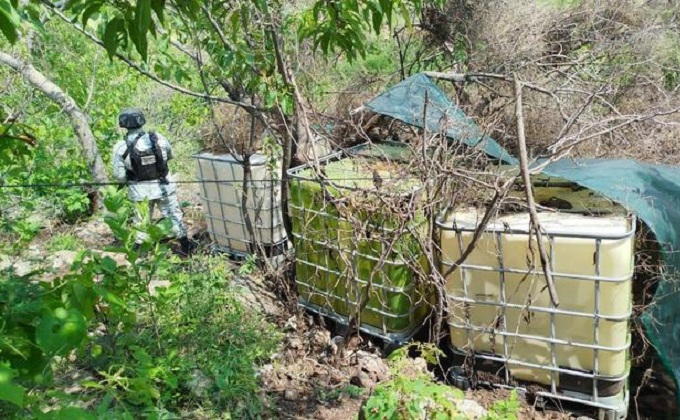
132, 191, 187, 244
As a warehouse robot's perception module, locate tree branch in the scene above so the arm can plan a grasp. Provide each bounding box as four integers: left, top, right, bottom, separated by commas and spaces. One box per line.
201, 6, 236, 56
441, 177, 516, 280
46, 5, 263, 113
155, 25, 199, 61
547, 106, 680, 156
0, 50, 107, 184
554, 85, 604, 142
424, 70, 569, 121
514, 74, 559, 307
82, 54, 98, 112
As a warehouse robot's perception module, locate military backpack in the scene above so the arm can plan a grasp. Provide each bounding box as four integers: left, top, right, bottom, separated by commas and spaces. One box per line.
122, 132, 169, 183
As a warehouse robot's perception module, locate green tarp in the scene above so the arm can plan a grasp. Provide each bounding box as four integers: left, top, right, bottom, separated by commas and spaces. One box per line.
364, 73, 518, 165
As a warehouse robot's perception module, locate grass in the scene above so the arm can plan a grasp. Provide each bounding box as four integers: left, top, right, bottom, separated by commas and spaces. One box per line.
139, 255, 281, 417
45, 232, 84, 252
318, 384, 365, 403
21, 254, 281, 419
538, 0, 581, 8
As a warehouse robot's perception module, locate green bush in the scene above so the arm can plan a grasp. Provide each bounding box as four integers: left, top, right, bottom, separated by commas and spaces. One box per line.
1, 187, 280, 418
363, 344, 466, 420
362, 344, 520, 420
72, 188, 280, 418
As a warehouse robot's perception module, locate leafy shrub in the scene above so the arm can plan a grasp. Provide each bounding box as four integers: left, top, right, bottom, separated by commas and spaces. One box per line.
0, 262, 90, 413
362, 343, 521, 420
363, 344, 467, 420
24, 120, 94, 223
486, 391, 521, 420
1, 187, 280, 418
135, 254, 281, 417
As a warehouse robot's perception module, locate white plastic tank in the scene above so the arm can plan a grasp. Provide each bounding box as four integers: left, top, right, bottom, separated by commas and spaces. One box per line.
193, 152, 286, 254
439, 208, 635, 387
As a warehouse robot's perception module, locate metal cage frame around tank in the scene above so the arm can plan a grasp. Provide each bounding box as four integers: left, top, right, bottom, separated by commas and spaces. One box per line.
437, 210, 637, 419
193, 151, 288, 258
287, 144, 433, 345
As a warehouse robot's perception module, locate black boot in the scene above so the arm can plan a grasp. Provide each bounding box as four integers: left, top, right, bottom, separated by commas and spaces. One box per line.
179, 236, 196, 256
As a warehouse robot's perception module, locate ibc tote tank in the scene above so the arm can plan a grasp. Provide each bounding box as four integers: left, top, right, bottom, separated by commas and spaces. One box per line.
288, 143, 432, 344
439, 209, 635, 397
193, 152, 287, 255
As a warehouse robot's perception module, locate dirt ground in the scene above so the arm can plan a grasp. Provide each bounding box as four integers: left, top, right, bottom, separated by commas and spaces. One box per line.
255, 311, 587, 419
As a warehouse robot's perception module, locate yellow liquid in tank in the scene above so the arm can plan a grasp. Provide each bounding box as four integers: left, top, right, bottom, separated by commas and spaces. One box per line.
441, 210, 634, 386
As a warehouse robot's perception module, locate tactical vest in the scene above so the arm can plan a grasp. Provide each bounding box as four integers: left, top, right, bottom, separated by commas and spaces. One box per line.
122, 132, 169, 183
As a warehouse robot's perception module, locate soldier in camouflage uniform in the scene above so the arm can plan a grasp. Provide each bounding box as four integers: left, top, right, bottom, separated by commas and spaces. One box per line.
112, 108, 194, 255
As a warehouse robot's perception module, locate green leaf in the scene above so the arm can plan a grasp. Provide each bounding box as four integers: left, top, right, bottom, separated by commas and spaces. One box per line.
35, 307, 87, 356
399, 2, 411, 29
134, 0, 151, 59
90, 344, 103, 358
312, 1, 323, 21
371, 4, 383, 33
0, 0, 21, 43
71, 283, 97, 320
150, 0, 165, 23
280, 95, 293, 115
381, 0, 394, 27
35, 406, 95, 420
81, 1, 103, 28
319, 32, 330, 55
93, 285, 128, 309
81, 380, 105, 390
20, 3, 44, 34
99, 256, 118, 274
0, 365, 25, 407
230, 10, 240, 33
103, 18, 125, 59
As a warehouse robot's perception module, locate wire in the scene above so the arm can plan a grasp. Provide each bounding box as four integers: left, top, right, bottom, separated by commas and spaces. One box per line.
0, 177, 423, 190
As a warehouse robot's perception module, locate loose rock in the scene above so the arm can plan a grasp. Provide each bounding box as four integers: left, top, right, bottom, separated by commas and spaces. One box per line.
356, 350, 390, 383
350, 371, 375, 390
284, 388, 299, 401
187, 369, 213, 398
458, 399, 487, 419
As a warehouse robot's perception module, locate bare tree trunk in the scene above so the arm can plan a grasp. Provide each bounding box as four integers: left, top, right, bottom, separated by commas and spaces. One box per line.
0, 50, 108, 184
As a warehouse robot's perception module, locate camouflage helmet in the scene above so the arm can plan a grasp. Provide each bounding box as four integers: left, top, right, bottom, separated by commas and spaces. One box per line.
118, 108, 146, 129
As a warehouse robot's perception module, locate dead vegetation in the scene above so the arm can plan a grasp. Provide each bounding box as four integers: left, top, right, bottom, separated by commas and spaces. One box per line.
198, 103, 268, 155
418, 0, 680, 164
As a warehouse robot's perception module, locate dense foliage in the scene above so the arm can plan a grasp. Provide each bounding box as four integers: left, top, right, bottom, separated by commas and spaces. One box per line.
0, 1, 454, 417
1, 187, 280, 417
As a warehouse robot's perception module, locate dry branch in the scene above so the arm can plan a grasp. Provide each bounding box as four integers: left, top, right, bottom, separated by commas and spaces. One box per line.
514, 74, 560, 307
424, 70, 568, 120
440, 177, 516, 280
